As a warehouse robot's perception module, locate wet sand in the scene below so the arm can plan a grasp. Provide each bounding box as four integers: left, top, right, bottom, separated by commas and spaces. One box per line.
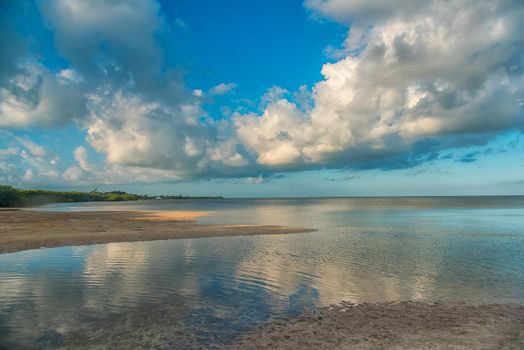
228, 301, 524, 349
0, 210, 315, 254
7, 300, 522, 349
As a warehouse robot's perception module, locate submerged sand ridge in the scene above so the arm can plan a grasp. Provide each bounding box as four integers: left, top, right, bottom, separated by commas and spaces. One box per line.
0, 210, 315, 254
228, 301, 524, 349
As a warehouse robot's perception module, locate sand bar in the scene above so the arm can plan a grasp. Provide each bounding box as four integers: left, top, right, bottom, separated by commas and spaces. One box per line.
0, 210, 315, 254
228, 300, 524, 349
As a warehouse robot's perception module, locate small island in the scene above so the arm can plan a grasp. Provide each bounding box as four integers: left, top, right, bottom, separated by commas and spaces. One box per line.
0, 184, 223, 208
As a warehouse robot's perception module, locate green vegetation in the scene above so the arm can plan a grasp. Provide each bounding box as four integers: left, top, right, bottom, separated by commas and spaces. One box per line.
0, 185, 222, 208
0, 185, 144, 207
0, 185, 25, 208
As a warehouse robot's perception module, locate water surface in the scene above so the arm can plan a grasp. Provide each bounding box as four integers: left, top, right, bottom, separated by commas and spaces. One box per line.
1, 197, 524, 348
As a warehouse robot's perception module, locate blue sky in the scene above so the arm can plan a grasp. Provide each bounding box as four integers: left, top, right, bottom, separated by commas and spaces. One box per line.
0, 0, 523, 196
168, 1, 345, 88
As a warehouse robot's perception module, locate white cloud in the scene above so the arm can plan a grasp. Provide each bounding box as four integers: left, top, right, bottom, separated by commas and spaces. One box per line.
62, 145, 192, 184
17, 137, 46, 157
206, 139, 249, 167
57, 68, 84, 84
210, 83, 237, 96
73, 146, 94, 173
1, 0, 255, 183
39, 0, 164, 82
259, 86, 289, 107
0, 63, 86, 127
82, 88, 252, 179
0, 134, 61, 184
85, 89, 204, 174
306, 0, 427, 24
234, 0, 524, 169
0, 162, 20, 184
2, 0, 524, 185
235, 100, 306, 166
0, 147, 19, 159
245, 175, 264, 184
62, 165, 85, 182
22, 168, 34, 181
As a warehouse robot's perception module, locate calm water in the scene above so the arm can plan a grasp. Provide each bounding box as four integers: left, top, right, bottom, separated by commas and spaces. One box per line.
1, 197, 524, 348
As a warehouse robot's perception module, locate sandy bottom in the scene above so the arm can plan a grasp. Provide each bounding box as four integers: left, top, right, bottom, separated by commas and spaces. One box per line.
0, 210, 314, 254
228, 301, 524, 350
8, 300, 523, 350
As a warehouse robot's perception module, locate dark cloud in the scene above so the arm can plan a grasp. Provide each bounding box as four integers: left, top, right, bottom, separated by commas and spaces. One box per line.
457, 152, 481, 163
405, 167, 450, 176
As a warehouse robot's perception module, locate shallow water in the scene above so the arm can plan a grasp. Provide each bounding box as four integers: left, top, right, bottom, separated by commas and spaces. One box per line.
1, 197, 524, 348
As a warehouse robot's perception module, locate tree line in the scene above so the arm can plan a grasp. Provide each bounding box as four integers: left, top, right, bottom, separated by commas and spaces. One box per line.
0, 184, 223, 208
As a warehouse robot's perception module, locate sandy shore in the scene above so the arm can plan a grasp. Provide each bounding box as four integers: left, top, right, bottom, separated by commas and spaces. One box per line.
0, 210, 315, 254
228, 301, 524, 349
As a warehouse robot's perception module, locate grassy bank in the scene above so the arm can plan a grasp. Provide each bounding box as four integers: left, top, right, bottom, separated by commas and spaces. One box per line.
0, 185, 222, 208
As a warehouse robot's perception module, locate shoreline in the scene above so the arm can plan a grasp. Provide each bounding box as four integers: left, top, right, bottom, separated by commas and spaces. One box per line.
0, 210, 315, 254
228, 300, 524, 349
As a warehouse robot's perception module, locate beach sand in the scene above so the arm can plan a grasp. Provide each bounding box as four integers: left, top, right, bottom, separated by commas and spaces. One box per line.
228, 301, 524, 349
0, 210, 315, 254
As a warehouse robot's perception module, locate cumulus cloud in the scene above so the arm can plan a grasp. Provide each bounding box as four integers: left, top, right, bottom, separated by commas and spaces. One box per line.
37, 0, 254, 180
57, 69, 84, 85
1, 0, 193, 130
85, 88, 205, 173
235, 0, 524, 170
17, 137, 47, 158
0, 0, 253, 181
245, 175, 264, 184
62, 145, 197, 184
82, 87, 252, 178
38, 0, 164, 85
210, 83, 237, 96
62, 146, 96, 183
0, 63, 87, 127
307, 0, 427, 26
1, 0, 524, 185
0, 133, 61, 184
0, 2, 89, 128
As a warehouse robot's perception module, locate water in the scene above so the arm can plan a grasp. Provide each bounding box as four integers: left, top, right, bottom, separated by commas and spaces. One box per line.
1, 197, 524, 348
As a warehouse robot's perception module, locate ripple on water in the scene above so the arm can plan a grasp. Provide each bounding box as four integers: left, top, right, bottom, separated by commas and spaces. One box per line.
1, 197, 524, 348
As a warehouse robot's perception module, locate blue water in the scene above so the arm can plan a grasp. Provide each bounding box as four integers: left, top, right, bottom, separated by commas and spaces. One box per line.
1, 197, 524, 348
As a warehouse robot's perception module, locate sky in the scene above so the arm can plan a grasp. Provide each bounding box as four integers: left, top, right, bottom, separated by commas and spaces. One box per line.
0, 0, 523, 197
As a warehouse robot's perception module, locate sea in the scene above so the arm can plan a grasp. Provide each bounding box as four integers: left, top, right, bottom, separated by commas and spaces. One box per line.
1, 197, 523, 348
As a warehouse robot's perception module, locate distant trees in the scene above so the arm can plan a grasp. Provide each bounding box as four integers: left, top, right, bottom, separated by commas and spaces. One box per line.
0, 184, 223, 207
0, 185, 145, 207
0, 185, 24, 207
